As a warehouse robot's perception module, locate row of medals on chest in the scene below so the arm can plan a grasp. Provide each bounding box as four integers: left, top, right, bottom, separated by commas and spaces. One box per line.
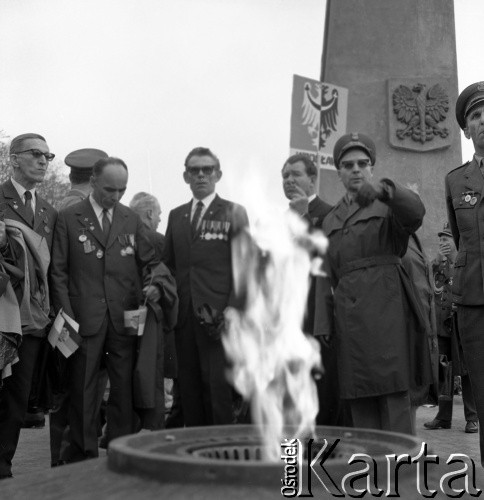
199, 220, 230, 241
461, 191, 478, 206
78, 218, 134, 259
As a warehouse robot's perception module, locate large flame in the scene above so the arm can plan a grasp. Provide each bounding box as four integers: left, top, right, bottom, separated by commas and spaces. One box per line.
224, 209, 327, 461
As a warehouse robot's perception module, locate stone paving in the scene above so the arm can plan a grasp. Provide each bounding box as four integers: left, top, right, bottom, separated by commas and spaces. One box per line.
8, 398, 482, 493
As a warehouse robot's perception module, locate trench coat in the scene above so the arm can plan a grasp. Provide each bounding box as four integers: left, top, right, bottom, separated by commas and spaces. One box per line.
314, 181, 433, 400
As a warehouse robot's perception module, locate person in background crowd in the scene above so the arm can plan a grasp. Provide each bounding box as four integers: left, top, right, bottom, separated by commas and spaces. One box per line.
162, 147, 249, 426
129, 192, 178, 430
424, 222, 478, 433
50, 157, 163, 462
402, 230, 439, 434
0, 133, 57, 479
445, 81, 484, 465
58, 148, 109, 210
281, 153, 346, 426
313, 132, 433, 435
49, 147, 109, 466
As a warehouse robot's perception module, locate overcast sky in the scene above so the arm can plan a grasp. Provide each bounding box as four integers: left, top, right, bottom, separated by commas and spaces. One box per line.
0, 0, 481, 231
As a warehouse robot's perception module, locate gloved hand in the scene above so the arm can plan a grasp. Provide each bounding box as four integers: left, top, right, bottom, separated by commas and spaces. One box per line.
355, 181, 384, 207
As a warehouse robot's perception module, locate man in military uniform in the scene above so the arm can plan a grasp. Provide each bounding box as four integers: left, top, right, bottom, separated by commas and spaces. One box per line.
58, 148, 108, 210
424, 222, 478, 433
0, 133, 57, 478
445, 82, 484, 463
314, 132, 432, 434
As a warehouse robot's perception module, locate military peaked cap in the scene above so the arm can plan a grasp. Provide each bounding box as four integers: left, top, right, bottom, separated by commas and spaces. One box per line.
64, 148, 108, 173
333, 132, 376, 168
455, 81, 484, 130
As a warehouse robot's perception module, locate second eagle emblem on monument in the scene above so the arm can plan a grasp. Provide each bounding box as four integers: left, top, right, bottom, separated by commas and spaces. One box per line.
389, 79, 452, 152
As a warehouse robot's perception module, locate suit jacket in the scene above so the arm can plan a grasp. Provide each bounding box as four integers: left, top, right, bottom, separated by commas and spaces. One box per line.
307, 195, 332, 229
303, 195, 332, 334
50, 198, 157, 337
445, 158, 484, 305
0, 179, 57, 250
0, 179, 57, 335
162, 194, 248, 327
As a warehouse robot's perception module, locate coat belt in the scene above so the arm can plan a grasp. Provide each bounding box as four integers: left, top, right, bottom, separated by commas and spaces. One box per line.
339, 255, 401, 277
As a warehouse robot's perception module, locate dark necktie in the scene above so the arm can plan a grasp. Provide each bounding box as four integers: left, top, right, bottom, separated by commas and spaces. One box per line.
102, 209, 111, 241
24, 190, 34, 226
191, 200, 204, 236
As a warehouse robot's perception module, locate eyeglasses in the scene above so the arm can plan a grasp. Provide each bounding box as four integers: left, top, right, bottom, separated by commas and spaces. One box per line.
14, 149, 55, 162
186, 166, 216, 176
340, 159, 371, 170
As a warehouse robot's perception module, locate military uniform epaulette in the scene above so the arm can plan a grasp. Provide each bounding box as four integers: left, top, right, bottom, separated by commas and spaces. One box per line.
446, 161, 471, 178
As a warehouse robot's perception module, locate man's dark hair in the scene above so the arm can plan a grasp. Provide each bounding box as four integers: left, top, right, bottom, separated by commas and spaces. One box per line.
283, 154, 317, 178
92, 157, 128, 177
184, 147, 220, 170
69, 170, 92, 184
9, 133, 47, 154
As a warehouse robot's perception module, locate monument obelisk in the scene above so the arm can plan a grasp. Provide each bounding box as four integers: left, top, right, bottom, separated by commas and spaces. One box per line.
319, 0, 461, 251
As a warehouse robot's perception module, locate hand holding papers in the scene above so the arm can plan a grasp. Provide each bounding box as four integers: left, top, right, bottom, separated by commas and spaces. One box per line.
48, 309, 81, 358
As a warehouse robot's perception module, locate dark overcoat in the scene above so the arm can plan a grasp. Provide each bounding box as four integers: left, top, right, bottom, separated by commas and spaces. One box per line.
318, 182, 433, 399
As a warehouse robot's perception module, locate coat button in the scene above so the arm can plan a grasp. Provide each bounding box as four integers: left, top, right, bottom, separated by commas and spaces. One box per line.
101, 298, 106, 303
343, 229, 349, 234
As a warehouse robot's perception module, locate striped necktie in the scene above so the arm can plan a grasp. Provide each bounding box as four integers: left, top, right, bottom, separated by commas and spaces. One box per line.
191, 200, 204, 236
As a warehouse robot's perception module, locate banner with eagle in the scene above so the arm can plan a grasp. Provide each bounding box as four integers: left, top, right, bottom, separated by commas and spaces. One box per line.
290, 75, 348, 169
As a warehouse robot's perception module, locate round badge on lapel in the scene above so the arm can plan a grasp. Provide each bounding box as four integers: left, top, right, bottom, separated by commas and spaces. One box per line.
96, 249, 104, 259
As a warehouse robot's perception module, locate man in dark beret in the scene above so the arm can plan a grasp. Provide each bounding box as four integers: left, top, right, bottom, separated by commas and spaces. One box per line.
313, 132, 433, 435
445, 81, 484, 465
59, 148, 108, 210
0, 133, 57, 478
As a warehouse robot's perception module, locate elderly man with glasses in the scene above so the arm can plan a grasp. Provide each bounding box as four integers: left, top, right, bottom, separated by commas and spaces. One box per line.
0, 133, 57, 479
162, 147, 249, 426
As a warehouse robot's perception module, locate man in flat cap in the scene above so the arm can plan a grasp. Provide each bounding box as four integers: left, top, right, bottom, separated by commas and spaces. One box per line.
0, 133, 57, 478
424, 222, 478, 434
313, 132, 433, 435
445, 81, 484, 465
59, 148, 108, 210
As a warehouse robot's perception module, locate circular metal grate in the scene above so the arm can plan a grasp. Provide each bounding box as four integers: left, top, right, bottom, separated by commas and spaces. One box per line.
188, 439, 364, 461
